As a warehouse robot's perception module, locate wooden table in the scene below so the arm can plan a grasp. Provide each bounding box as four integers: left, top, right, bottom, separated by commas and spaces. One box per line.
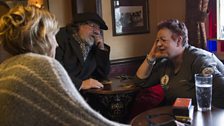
131, 106, 224, 126
83, 76, 140, 123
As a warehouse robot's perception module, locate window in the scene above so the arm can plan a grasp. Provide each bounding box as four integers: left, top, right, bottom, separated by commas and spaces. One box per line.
217, 0, 224, 40
207, 0, 224, 59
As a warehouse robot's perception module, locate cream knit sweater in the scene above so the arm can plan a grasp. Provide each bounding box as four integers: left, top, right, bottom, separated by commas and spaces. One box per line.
0, 53, 128, 126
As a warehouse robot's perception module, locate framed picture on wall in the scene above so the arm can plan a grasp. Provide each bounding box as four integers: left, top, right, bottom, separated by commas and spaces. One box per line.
111, 0, 149, 36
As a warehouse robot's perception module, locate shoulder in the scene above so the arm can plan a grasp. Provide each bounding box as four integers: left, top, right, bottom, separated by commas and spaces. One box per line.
56, 26, 74, 46
186, 45, 213, 57
0, 53, 73, 88
57, 26, 73, 36
184, 45, 216, 63
19, 53, 59, 67
0, 53, 63, 74
0, 53, 49, 65
185, 46, 224, 73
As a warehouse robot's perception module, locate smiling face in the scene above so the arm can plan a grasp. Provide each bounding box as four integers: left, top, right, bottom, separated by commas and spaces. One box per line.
155, 28, 183, 59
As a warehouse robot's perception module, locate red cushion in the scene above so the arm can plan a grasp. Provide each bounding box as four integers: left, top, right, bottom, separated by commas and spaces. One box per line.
129, 84, 165, 120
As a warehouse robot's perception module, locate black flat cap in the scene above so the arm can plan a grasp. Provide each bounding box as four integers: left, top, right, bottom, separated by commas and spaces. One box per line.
73, 12, 108, 30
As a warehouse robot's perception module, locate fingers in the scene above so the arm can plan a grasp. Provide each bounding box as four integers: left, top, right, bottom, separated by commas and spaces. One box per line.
81, 78, 104, 90
91, 80, 104, 89
148, 41, 168, 59
94, 35, 103, 43
147, 42, 157, 58
92, 33, 104, 49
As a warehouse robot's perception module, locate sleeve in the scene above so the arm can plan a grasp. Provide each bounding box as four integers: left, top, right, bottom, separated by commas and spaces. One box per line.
51, 59, 126, 126
92, 44, 111, 81
55, 28, 82, 89
69, 75, 82, 89
137, 58, 167, 88
192, 53, 224, 108
0, 56, 124, 126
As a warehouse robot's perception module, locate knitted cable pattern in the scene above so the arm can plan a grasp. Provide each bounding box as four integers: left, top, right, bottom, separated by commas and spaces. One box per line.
0, 53, 127, 126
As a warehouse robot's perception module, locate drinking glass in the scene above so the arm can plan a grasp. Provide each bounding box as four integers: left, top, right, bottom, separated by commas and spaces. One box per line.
195, 74, 213, 111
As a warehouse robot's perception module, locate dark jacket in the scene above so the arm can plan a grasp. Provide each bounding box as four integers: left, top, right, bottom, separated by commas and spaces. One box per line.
55, 26, 110, 89
139, 45, 224, 108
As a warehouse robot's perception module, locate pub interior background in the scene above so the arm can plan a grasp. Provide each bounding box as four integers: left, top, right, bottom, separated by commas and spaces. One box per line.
47, 0, 220, 76
50, 0, 185, 60
51, 0, 187, 76
1, 0, 221, 73
3, 0, 219, 75
1, 0, 222, 124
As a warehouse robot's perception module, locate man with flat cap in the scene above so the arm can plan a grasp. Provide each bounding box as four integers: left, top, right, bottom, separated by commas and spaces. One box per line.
56, 12, 110, 90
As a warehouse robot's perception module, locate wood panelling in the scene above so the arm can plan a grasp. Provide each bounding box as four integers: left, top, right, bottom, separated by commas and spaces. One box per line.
109, 56, 145, 77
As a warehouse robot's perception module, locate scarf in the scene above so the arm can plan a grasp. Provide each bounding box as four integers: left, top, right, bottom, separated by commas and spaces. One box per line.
73, 32, 93, 61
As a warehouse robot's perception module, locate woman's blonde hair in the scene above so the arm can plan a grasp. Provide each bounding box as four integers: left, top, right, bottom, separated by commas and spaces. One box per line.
0, 5, 59, 56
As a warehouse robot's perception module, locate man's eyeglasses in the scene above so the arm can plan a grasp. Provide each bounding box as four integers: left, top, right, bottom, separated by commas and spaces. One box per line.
86, 22, 100, 29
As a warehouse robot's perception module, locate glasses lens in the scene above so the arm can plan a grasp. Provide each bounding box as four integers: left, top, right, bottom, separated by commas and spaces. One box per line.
86, 22, 99, 29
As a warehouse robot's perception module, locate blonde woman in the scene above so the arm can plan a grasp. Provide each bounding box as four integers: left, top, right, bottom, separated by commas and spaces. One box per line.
0, 5, 128, 126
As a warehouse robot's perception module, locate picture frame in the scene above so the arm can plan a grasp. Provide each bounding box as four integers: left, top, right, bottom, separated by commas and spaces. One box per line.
111, 0, 149, 36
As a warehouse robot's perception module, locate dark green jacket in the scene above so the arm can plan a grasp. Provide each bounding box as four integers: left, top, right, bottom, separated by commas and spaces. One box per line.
140, 45, 224, 108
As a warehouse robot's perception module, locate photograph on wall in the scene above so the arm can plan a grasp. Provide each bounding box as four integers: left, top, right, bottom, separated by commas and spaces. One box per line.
111, 0, 149, 36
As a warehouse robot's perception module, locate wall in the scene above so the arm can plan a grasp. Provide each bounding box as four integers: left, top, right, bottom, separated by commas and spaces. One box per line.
102, 0, 185, 60
48, 0, 185, 60
48, 0, 73, 27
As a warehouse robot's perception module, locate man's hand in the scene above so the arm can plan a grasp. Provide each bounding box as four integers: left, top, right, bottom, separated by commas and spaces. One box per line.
80, 78, 104, 90
93, 29, 104, 50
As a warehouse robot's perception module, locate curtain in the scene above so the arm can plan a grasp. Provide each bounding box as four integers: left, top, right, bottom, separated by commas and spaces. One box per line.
185, 0, 209, 49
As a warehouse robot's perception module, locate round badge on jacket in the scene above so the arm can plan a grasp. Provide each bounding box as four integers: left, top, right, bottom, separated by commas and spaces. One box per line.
161, 74, 169, 89
202, 67, 214, 75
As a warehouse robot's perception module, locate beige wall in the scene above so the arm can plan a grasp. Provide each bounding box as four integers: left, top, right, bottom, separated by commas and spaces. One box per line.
102, 0, 185, 60
48, 0, 73, 27
49, 0, 185, 60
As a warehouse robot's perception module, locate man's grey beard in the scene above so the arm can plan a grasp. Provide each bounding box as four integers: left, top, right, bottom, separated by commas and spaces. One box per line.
82, 36, 94, 46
